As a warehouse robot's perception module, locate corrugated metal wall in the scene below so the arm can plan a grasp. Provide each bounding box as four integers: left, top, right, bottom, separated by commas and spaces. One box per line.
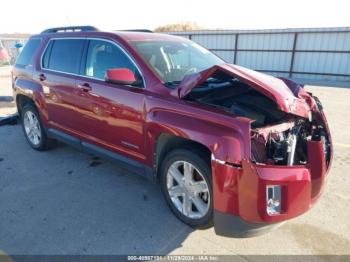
167, 27, 350, 84
1, 28, 350, 85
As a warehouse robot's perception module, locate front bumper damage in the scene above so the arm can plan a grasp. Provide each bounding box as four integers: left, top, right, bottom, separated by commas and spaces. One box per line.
212, 139, 328, 238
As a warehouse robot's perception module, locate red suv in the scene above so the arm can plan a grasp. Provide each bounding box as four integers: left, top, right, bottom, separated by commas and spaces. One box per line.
12, 26, 332, 237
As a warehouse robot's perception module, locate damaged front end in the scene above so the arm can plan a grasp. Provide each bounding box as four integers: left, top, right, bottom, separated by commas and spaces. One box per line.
175, 64, 333, 237
173, 63, 332, 169
251, 114, 331, 167
175, 64, 332, 169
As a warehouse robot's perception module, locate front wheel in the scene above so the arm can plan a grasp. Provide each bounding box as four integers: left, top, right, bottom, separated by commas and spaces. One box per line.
160, 149, 213, 228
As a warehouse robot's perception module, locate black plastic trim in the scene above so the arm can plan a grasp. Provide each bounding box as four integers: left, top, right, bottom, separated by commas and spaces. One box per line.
41, 26, 98, 34
214, 210, 283, 238
48, 128, 81, 148
119, 29, 153, 33
81, 141, 148, 176
47, 128, 154, 181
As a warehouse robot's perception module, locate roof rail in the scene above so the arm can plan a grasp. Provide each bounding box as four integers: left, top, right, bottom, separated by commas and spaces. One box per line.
118, 29, 153, 33
41, 26, 99, 34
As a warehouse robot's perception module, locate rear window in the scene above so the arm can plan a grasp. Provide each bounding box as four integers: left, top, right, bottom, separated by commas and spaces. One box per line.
15, 38, 41, 66
42, 39, 85, 74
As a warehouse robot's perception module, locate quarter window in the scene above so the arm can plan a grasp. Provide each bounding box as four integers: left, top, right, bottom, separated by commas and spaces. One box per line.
42, 39, 85, 74
84, 40, 137, 80
16, 38, 41, 66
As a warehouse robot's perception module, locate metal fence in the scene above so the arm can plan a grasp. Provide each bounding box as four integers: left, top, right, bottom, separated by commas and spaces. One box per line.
1, 28, 350, 85
167, 27, 350, 84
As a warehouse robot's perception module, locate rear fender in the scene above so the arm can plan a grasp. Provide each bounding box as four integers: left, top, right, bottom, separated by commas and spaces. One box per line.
14, 79, 48, 124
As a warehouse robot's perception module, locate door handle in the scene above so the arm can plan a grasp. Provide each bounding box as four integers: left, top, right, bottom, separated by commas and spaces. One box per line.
39, 73, 46, 81
77, 82, 92, 92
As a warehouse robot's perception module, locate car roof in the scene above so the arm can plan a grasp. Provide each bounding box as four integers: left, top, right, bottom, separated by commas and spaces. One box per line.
34, 30, 188, 43
113, 31, 187, 42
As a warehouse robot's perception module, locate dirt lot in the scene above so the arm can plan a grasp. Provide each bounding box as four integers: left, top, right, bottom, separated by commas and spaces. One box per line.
0, 66, 349, 256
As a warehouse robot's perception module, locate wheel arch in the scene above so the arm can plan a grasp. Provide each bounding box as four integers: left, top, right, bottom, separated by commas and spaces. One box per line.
14, 78, 48, 125
154, 133, 212, 180
146, 108, 248, 180
16, 94, 36, 115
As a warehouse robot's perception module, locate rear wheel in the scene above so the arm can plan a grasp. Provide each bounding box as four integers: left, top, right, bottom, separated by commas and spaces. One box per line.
21, 103, 54, 151
160, 149, 213, 227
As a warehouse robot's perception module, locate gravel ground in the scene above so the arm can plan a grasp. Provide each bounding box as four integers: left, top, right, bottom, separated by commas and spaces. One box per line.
0, 66, 349, 257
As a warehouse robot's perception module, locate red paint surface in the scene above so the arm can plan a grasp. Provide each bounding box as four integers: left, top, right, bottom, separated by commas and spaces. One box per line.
213, 139, 329, 224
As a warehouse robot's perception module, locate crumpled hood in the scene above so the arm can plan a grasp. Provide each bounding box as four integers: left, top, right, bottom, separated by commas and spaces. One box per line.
171, 64, 317, 118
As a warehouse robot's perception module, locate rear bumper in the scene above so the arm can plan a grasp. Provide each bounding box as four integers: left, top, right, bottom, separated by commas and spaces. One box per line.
212, 139, 329, 237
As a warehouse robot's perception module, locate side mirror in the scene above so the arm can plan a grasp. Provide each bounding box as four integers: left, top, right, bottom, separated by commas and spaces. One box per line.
106, 68, 139, 86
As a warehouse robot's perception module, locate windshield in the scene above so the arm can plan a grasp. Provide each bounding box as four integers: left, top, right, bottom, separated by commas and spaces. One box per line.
131, 40, 224, 86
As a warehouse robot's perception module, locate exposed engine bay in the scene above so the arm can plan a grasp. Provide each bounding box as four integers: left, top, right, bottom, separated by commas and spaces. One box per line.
250, 118, 330, 166
186, 77, 286, 128
185, 74, 331, 166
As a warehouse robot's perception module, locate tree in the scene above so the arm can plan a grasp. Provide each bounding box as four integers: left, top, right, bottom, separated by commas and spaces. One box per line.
154, 22, 203, 32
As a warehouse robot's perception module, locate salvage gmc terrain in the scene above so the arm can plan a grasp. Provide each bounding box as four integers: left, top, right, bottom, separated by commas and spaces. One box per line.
12, 26, 332, 237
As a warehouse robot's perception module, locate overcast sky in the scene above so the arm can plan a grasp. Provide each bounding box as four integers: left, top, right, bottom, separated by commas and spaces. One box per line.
0, 0, 349, 33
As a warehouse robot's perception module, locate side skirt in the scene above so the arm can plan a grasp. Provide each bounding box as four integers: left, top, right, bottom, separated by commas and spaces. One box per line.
47, 128, 155, 182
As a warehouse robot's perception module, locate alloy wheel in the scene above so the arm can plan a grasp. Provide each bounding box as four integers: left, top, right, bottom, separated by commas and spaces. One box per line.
166, 161, 210, 219
23, 111, 41, 146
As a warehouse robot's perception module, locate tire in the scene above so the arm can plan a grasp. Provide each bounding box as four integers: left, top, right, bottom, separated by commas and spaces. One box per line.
21, 103, 55, 151
160, 148, 213, 228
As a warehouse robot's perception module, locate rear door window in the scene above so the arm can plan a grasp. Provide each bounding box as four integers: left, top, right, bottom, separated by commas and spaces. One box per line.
15, 38, 41, 66
43, 39, 85, 74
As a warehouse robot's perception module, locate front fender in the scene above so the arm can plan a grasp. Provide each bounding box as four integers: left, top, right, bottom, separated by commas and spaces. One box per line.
145, 106, 251, 166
